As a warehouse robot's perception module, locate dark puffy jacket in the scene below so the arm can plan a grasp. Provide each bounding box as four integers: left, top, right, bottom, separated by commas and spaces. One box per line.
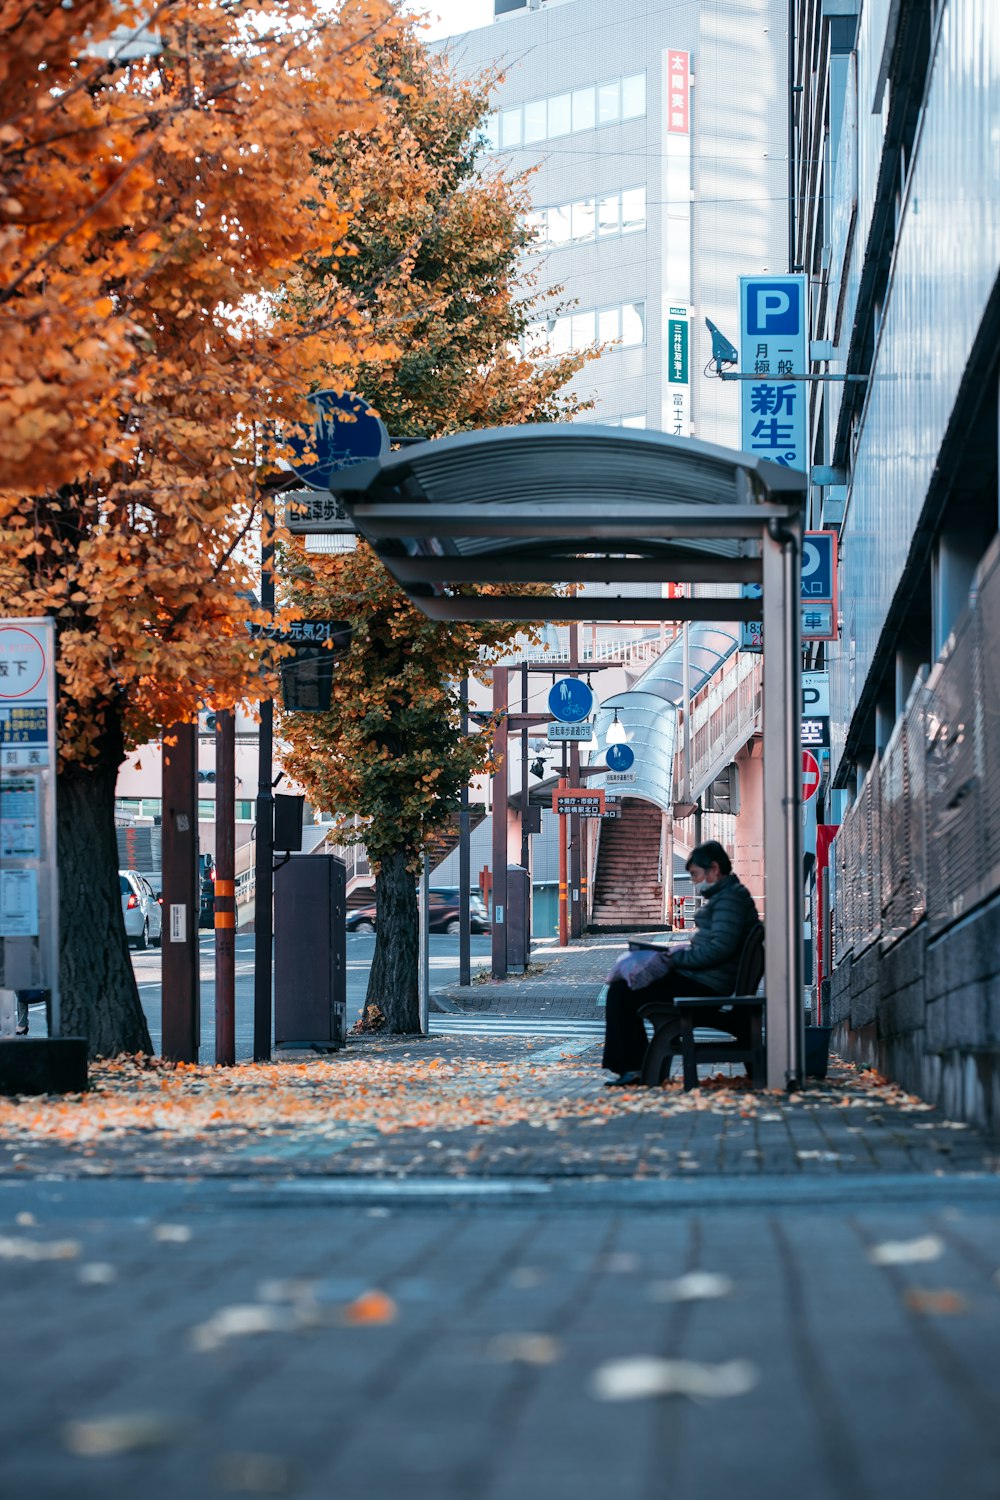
670, 874, 760, 995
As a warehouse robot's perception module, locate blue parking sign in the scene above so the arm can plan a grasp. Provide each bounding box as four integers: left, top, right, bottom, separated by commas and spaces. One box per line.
802, 532, 835, 602
739, 274, 808, 473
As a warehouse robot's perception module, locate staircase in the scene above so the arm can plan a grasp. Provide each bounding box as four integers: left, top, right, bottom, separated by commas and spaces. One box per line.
589, 798, 664, 929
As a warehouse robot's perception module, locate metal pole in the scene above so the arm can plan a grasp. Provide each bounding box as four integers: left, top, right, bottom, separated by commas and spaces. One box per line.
162, 721, 199, 1062
490, 665, 509, 979
762, 517, 804, 1089
419, 852, 430, 1034
459, 679, 471, 986
681, 621, 692, 804
214, 708, 236, 1065
253, 491, 275, 1062
558, 776, 569, 947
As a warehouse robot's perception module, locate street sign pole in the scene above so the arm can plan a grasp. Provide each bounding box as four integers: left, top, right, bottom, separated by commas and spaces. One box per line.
214, 708, 236, 1066
254, 491, 275, 1062
490, 666, 509, 979
162, 721, 199, 1062
558, 777, 569, 947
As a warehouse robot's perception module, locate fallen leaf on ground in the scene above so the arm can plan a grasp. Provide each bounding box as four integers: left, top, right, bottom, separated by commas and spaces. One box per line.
0, 1235, 80, 1261
591, 1356, 759, 1402
78, 1262, 118, 1285
153, 1224, 192, 1243
341, 1289, 397, 1326
191, 1304, 297, 1353
903, 1287, 968, 1316
649, 1271, 734, 1302
62, 1411, 179, 1457
488, 1333, 562, 1365
868, 1234, 944, 1266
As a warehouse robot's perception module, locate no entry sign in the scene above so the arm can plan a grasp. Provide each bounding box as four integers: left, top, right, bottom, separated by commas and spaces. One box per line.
802, 749, 821, 803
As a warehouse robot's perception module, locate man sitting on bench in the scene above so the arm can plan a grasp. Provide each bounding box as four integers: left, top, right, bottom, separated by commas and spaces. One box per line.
602, 840, 761, 1087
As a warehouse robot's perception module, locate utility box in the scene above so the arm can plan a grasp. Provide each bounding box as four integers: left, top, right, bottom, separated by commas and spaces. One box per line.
274, 854, 347, 1050
506, 864, 530, 973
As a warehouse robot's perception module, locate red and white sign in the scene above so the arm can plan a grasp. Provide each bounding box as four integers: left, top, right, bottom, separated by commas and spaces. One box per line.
802, 750, 821, 803
667, 51, 689, 134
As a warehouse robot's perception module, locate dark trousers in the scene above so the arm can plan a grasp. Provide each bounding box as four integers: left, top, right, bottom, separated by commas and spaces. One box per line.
602, 972, 738, 1075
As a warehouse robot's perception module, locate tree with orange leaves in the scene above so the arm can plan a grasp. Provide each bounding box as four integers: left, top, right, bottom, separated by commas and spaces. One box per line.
0, 0, 401, 1055
280, 34, 590, 1033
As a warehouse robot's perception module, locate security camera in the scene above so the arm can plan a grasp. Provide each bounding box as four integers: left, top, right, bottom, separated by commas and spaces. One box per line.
705, 318, 739, 373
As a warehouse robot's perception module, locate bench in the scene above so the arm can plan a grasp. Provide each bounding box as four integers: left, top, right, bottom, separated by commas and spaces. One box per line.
635, 922, 766, 1089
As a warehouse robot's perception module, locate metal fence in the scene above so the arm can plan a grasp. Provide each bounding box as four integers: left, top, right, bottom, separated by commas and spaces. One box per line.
833, 537, 1000, 961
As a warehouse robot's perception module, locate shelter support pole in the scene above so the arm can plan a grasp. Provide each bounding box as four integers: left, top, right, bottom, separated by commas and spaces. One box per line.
459, 680, 471, 986
491, 666, 509, 979
762, 517, 804, 1090
253, 489, 275, 1063
558, 778, 569, 947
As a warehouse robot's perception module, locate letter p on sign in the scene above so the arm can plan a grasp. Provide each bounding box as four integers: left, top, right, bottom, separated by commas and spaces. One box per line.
747, 279, 800, 335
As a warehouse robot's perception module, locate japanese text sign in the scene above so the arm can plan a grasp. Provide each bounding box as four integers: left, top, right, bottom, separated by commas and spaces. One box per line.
667, 51, 689, 133
739, 275, 808, 474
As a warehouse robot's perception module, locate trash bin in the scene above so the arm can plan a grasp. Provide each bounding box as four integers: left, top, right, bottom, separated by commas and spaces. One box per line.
274, 854, 347, 1050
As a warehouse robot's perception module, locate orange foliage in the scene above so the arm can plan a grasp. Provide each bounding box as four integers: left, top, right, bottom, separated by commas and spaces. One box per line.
0, 0, 402, 763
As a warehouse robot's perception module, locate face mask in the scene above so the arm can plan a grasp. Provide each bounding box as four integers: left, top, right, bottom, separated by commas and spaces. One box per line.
695, 880, 715, 897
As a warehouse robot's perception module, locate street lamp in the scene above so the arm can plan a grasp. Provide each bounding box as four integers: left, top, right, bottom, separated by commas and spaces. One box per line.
606, 708, 627, 746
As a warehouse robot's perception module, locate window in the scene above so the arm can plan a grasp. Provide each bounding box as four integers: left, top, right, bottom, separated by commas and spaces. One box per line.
486, 74, 645, 151
500, 106, 522, 148
597, 306, 620, 343
621, 73, 646, 120
572, 86, 595, 132
523, 98, 546, 143
547, 92, 571, 138
598, 193, 620, 237
198, 799, 216, 820
571, 198, 595, 242
522, 301, 646, 358
548, 203, 572, 246
598, 80, 620, 125
621, 301, 645, 345
236, 800, 254, 820
621, 186, 646, 233
529, 187, 645, 250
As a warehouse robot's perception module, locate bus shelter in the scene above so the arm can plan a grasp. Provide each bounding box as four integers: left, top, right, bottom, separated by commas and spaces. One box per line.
332, 425, 806, 1090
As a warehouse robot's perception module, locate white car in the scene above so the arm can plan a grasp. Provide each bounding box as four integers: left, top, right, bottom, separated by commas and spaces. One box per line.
119, 869, 162, 950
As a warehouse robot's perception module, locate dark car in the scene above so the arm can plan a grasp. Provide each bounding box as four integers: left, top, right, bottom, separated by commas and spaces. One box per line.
198, 872, 239, 931
347, 887, 490, 936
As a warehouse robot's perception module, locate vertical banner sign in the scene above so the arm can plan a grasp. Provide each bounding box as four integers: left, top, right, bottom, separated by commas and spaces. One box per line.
0, 618, 59, 1034
739, 275, 808, 471
662, 50, 692, 435
667, 305, 690, 437
666, 50, 690, 133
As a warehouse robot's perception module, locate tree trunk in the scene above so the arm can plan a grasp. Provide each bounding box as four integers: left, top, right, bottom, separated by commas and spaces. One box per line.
363, 849, 420, 1033
57, 718, 152, 1058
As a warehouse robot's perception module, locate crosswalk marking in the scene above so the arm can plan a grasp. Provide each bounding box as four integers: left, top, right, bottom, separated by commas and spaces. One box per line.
429, 1015, 603, 1039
